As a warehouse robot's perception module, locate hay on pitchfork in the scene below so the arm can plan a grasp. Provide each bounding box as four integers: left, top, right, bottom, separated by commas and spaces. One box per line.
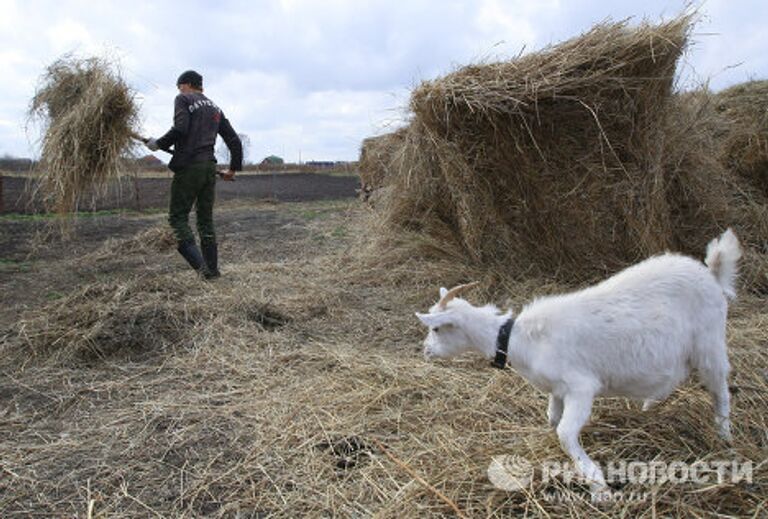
29, 55, 140, 214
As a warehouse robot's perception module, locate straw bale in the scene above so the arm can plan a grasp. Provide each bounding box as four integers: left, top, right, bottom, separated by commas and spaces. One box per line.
29, 55, 140, 214
662, 88, 768, 293
715, 80, 768, 195
410, 18, 687, 144
361, 16, 768, 291
362, 18, 693, 281
358, 128, 407, 195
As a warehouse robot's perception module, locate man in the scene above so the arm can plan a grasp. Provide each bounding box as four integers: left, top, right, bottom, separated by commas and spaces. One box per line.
145, 70, 242, 279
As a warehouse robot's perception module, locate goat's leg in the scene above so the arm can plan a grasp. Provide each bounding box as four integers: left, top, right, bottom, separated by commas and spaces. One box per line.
556, 393, 605, 488
547, 394, 563, 428
643, 383, 677, 411
700, 368, 732, 442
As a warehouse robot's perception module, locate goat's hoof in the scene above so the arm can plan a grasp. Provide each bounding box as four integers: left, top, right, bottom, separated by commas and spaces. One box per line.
716, 418, 733, 443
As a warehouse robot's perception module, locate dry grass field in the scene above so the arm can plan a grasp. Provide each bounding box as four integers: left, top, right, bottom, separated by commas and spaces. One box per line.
1, 196, 765, 518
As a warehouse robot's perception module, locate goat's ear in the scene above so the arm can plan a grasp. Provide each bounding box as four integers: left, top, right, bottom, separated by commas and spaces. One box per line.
415, 311, 455, 328
439, 287, 449, 298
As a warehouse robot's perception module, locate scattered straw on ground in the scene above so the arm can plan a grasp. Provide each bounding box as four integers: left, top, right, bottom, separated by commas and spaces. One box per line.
0, 201, 766, 517
87, 223, 177, 262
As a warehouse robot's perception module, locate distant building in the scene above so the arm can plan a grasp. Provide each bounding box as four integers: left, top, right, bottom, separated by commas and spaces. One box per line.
136, 154, 164, 167
261, 155, 285, 165
305, 161, 336, 168
0, 156, 34, 172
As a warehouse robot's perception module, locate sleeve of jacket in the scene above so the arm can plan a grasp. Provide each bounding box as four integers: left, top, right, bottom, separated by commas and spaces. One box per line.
218, 114, 243, 171
156, 94, 191, 150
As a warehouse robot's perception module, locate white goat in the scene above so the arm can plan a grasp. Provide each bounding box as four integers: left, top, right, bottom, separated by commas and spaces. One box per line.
416, 229, 741, 488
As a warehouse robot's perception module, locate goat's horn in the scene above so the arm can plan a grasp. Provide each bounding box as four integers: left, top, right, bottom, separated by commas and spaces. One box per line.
437, 281, 479, 310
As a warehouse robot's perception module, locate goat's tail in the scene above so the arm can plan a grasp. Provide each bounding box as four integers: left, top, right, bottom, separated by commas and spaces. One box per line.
705, 228, 742, 300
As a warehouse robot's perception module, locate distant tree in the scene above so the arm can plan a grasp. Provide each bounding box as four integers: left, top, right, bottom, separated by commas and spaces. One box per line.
217, 133, 251, 166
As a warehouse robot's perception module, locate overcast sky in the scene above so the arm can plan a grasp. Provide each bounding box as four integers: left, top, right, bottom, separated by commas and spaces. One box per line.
1, 0, 766, 163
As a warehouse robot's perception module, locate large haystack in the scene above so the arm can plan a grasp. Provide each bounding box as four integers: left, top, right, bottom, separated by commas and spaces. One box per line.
662, 89, 768, 292
715, 80, 768, 195
29, 55, 140, 214
358, 128, 407, 195
362, 16, 768, 290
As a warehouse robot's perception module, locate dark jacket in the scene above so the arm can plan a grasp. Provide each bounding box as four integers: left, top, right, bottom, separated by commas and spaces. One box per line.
156, 92, 243, 173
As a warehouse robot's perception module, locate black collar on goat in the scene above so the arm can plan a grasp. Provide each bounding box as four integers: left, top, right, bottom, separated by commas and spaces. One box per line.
493, 317, 515, 369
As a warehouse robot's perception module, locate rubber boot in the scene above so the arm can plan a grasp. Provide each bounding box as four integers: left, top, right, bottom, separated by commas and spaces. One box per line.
177, 239, 207, 275
201, 242, 221, 279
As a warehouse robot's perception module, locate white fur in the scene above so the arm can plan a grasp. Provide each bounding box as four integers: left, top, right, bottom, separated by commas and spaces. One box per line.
416, 229, 741, 488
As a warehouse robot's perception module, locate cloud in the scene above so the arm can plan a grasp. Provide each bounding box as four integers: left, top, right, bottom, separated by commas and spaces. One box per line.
0, 0, 766, 161
47, 19, 98, 54
684, 0, 768, 88
474, 0, 559, 47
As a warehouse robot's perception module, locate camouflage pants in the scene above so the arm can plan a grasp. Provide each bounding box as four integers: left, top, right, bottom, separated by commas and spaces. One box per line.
169, 161, 217, 245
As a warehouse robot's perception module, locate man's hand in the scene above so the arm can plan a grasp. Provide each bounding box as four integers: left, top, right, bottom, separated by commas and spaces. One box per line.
145, 137, 160, 151
218, 169, 236, 181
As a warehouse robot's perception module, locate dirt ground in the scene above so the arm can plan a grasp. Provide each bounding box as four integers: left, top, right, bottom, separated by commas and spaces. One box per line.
0, 172, 359, 213
0, 171, 359, 326
0, 199, 348, 327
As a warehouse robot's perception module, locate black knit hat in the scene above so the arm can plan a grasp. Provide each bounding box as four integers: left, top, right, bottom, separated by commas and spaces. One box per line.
176, 70, 203, 88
